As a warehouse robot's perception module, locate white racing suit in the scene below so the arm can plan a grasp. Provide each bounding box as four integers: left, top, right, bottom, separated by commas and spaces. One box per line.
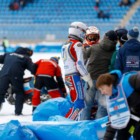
61, 38, 92, 120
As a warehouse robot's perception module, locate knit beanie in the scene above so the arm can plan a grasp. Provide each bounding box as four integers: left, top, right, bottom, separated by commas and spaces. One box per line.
105, 30, 117, 42
115, 28, 128, 40
120, 34, 128, 44
128, 27, 139, 39
50, 56, 60, 64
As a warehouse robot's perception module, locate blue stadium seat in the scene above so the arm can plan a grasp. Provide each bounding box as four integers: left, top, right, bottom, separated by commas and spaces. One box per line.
0, 0, 135, 41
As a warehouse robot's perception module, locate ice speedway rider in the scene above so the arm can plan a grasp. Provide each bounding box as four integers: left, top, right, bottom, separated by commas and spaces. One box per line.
83, 26, 100, 64
85, 26, 100, 46
32, 56, 67, 111
81, 26, 100, 120
61, 21, 93, 120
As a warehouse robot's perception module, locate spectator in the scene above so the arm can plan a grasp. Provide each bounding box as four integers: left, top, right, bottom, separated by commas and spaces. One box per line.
1, 37, 9, 53
97, 9, 110, 19
115, 26, 140, 73
9, 0, 33, 10
119, 0, 132, 6
0, 47, 36, 115
19, 0, 26, 8
9, 2, 19, 11
119, 34, 128, 45
115, 28, 128, 40
19, 0, 34, 8
85, 30, 117, 119
109, 28, 128, 71
32, 57, 67, 112
95, 0, 100, 8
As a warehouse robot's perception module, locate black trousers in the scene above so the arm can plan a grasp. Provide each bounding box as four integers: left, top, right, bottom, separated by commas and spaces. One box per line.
0, 75, 25, 114
117, 119, 140, 140
104, 119, 140, 140
34, 76, 59, 92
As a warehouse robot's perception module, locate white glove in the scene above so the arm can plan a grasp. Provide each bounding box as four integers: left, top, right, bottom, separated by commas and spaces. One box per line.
82, 74, 93, 88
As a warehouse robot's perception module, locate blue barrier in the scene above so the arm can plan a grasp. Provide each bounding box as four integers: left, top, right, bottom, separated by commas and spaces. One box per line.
33, 97, 72, 121
0, 97, 108, 140
0, 120, 37, 140
0, 43, 63, 53
0, 117, 108, 140
34, 44, 62, 53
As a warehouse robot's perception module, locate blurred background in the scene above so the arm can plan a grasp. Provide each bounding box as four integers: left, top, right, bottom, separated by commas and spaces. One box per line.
0, 0, 139, 52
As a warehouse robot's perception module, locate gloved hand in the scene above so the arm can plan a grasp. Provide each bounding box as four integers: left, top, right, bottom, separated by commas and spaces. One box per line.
81, 74, 93, 88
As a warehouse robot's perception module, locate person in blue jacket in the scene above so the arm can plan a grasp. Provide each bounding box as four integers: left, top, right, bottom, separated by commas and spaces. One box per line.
96, 70, 140, 140
115, 27, 140, 73
0, 47, 37, 115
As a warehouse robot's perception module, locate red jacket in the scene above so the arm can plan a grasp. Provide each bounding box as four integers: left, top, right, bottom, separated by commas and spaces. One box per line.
35, 59, 62, 77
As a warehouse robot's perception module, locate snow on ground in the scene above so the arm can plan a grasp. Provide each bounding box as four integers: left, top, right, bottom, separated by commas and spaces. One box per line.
0, 52, 62, 124
0, 101, 32, 124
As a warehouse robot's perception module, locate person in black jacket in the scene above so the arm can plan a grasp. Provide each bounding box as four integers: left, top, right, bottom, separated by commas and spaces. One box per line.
0, 47, 36, 115
115, 27, 140, 73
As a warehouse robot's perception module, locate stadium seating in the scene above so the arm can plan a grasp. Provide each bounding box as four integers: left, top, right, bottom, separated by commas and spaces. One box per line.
126, 6, 140, 30
0, 0, 135, 42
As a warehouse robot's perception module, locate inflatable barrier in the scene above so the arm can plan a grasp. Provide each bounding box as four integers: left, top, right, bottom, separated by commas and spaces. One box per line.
0, 117, 108, 140
33, 97, 72, 121
0, 98, 108, 140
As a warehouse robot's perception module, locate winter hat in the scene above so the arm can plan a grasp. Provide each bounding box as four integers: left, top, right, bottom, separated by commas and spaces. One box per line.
50, 56, 60, 64
105, 30, 117, 42
115, 28, 128, 40
24, 48, 33, 57
15, 47, 33, 57
128, 26, 139, 39
120, 34, 128, 44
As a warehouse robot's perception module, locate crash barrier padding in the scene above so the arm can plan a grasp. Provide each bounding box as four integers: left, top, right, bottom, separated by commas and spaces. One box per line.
32, 97, 107, 139
0, 120, 37, 140
1, 96, 134, 140
33, 97, 72, 121
34, 44, 62, 53
0, 43, 62, 53
0, 116, 109, 140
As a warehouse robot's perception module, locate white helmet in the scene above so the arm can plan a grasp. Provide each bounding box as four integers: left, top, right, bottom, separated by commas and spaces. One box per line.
85, 26, 100, 45
68, 22, 87, 42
